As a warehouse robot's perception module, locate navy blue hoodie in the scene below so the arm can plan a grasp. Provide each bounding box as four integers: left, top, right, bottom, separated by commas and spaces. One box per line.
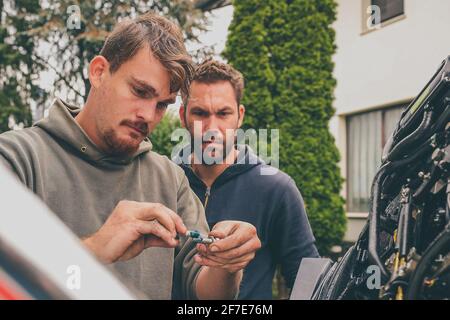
177, 146, 319, 299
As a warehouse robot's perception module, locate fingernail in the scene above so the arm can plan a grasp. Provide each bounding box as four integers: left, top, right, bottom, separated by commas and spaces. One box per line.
210, 245, 218, 252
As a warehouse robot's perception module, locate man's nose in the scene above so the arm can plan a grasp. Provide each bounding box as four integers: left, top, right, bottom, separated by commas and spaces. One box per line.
203, 118, 223, 140
204, 115, 220, 132
136, 101, 157, 123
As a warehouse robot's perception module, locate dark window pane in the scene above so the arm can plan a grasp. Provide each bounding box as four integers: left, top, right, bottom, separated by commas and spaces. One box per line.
371, 0, 404, 23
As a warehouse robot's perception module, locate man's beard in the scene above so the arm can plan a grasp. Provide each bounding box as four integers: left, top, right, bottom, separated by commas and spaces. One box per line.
191, 136, 236, 166
101, 120, 149, 157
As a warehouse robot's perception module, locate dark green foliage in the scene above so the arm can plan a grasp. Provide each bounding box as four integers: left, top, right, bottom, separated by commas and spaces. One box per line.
224, 0, 346, 254
0, 0, 41, 133
150, 112, 181, 158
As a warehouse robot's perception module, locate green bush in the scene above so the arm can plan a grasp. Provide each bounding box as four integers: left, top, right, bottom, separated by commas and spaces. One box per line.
150, 112, 181, 158
0, 2, 37, 133
224, 0, 346, 255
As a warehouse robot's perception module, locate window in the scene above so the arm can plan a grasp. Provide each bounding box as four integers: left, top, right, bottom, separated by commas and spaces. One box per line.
371, 0, 404, 23
362, 0, 405, 34
346, 104, 407, 212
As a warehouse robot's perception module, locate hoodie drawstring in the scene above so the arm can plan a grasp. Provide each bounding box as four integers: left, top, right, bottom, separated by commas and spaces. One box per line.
204, 187, 211, 210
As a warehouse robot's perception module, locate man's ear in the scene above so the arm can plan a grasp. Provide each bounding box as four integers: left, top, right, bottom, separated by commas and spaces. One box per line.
179, 105, 186, 128
89, 55, 110, 89
237, 104, 245, 128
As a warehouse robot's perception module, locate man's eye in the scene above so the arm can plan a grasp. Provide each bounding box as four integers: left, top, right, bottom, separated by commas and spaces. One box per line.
218, 112, 230, 117
193, 111, 208, 117
157, 102, 168, 110
133, 87, 149, 98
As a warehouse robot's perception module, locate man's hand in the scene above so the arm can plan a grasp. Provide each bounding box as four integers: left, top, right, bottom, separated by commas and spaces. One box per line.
194, 220, 261, 273
83, 200, 187, 264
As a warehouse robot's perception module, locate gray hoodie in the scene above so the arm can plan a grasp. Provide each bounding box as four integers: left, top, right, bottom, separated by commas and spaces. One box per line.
0, 98, 209, 299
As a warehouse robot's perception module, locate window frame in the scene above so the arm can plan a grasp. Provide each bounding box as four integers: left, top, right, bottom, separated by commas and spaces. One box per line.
361, 0, 406, 35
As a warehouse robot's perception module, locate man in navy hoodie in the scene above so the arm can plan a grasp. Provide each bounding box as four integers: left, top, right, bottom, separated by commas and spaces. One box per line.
175, 59, 319, 299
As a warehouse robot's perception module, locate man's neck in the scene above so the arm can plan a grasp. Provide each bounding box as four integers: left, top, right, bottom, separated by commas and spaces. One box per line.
191, 149, 237, 188
74, 102, 105, 152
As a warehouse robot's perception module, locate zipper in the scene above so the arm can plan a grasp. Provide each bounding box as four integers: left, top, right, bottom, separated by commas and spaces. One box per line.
185, 165, 215, 210
204, 187, 211, 210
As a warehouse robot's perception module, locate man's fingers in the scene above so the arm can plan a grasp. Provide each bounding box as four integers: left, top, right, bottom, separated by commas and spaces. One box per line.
144, 235, 176, 249
208, 231, 250, 253
196, 243, 208, 254
203, 239, 258, 260
209, 222, 259, 253
118, 238, 145, 261
135, 203, 187, 236
199, 251, 255, 265
195, 255, 248, 272
209, 223, 237, 239
194, 254, 224, 268
208, 229, 228, 239
118, 235, 176, 262
136, 220, 178, 247
164, 207, 187, 235
135, 203, 176, 235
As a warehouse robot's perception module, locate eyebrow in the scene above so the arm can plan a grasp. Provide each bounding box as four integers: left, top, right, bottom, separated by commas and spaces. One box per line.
129, 76, 176, 104
129, 77, 159, 97
218, 106, 235, 111
190, 106, 208, 112
161, 97, 177, 105
189, 106, 235, 113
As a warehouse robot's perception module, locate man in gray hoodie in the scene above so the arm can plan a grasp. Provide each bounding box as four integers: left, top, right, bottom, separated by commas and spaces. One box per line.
0, 13, 261, 299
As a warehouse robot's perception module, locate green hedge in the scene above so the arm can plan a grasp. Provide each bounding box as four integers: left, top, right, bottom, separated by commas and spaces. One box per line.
223, 0, 346, 254
149, 112, 181, 158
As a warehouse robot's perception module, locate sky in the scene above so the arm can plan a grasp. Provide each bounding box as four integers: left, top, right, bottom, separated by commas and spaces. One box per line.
188, 5, 233, 60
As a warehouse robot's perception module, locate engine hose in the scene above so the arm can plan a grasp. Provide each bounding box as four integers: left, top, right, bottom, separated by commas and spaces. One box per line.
406, 222, 450, 299
368, 164, 392, 280
429, 103, 450, 133
387, 109, 434, 162
368, 139, 436, 280
413, 164, 439, 199
397, 193, 412, 258
446, 187, 450, 224
382, 107, 423, 162
384, 129, 447, 198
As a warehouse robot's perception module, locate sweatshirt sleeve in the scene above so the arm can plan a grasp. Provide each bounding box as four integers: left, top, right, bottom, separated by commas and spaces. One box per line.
0, 131, 31, 185
272, 178, 320, 289
172, 171, 210, 299
0, 151, 15, 172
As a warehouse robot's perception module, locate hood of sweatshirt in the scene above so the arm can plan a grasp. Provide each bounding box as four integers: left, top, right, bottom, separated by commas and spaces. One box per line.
34, 98, 152, 166
175, 144, 263, 189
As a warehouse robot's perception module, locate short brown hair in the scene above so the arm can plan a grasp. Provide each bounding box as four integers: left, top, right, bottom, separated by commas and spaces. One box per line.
99, 12, 194, 97
183, 59, 245, 106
